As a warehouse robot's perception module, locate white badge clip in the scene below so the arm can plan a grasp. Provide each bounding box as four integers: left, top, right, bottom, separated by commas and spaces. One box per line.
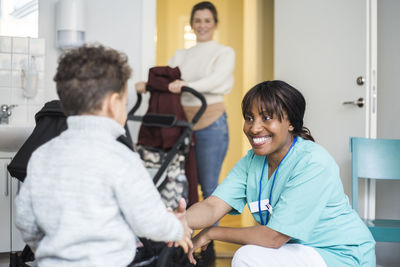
266, 203, 273, 214
249, 199, 273, 214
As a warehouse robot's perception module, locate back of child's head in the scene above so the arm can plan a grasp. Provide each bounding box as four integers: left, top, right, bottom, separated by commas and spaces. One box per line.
53, 45, 131, 116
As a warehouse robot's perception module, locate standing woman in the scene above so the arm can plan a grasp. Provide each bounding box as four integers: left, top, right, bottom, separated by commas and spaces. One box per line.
185, 81, 375, 267
168, 1, 234, 199
168, 2, 235, 264
137, 2, 235, 264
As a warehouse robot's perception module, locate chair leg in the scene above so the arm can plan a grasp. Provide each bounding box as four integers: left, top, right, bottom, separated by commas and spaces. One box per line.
10, 252, 19, 267
9, 251, 32, 267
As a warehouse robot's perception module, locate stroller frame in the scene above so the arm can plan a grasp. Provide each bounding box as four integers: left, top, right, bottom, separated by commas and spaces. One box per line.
127, 86, 206, 202
128, 86, 206, 267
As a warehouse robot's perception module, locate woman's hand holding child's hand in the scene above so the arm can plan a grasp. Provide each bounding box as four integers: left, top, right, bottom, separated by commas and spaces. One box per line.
173, 199, 193, 253
188, 227, 213, 265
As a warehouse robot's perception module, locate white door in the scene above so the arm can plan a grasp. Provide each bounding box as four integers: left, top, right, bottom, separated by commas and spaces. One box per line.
274, 0, 375, 207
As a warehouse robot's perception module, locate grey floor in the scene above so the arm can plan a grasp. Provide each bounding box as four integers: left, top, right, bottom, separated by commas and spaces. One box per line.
0, 253, 9, 267
0, 252, 37, 267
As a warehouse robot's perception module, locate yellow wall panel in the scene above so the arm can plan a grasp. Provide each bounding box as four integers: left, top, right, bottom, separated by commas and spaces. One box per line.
156, 0, 245, 183
156, 0, 273, 228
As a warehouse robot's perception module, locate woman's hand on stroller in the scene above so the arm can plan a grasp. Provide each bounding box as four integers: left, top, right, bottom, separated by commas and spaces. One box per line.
168, 79, 187, 94
135, 81, 147, 93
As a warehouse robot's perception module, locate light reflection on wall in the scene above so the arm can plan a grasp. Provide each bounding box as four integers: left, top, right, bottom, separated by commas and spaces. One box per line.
183, 24, 196, 49
0, 0, 38, 38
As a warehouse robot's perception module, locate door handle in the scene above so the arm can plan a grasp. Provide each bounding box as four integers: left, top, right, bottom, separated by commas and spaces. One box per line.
343, 97, 364, 108
356, 76, 365, 86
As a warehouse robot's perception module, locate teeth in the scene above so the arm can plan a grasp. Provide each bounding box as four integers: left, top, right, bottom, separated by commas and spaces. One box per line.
253, 137, 269, 144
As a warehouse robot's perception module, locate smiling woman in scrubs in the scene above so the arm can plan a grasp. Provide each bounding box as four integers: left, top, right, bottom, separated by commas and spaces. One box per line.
185, 80, 376, 267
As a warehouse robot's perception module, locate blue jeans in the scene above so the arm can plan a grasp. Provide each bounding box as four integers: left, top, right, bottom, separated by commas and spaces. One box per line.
194, 113, 229, 199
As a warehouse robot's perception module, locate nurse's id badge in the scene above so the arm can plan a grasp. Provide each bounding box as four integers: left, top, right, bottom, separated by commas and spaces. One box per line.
249, 199, 273, 214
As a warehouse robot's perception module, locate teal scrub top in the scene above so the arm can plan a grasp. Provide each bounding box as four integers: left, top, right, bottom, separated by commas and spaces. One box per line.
213, 137, 375, 267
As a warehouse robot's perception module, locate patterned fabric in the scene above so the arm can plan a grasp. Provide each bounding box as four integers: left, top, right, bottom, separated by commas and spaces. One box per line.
135, 144, 188, 210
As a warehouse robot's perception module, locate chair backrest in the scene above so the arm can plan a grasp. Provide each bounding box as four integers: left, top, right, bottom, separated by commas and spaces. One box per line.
350, 137, 400, 211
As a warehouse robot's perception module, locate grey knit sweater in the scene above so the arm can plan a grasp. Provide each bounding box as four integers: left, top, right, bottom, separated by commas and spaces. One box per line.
15, 115, 183, 267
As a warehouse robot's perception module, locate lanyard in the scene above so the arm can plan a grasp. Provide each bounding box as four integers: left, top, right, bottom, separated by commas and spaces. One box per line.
258, 137, 297, 225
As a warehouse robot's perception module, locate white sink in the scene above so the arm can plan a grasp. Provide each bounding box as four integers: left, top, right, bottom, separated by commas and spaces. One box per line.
0, 124, 34, 152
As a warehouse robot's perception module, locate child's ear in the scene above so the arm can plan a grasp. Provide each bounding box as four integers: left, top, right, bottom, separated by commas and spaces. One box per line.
289, 125, 294, 131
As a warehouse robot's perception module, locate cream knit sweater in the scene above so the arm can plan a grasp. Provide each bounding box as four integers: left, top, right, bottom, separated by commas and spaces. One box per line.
168, 40, 235, 107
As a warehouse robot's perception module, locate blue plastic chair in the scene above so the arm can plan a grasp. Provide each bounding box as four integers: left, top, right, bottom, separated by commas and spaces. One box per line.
350, 137, 400, 242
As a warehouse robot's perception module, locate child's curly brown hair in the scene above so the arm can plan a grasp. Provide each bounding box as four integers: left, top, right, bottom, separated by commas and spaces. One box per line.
54, 45, 132, 116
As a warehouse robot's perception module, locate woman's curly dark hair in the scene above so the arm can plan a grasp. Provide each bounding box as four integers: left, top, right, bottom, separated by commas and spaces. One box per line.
54, 44, 132, 116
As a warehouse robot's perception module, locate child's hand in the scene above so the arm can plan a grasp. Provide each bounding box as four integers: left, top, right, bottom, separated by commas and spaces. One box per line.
176, 228, 193, 254
174, 198, 187, 220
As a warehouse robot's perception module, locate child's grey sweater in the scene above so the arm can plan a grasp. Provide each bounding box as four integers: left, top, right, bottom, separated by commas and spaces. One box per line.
15, 115, 183, 267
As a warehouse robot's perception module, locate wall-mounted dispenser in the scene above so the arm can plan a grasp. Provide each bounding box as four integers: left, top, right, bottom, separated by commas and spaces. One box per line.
21, 56, 38, 98
55, 0, 86, 49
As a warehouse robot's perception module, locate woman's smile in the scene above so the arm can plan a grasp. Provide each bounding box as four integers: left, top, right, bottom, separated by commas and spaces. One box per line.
251, 135, 272, 146
243, 101, 294, 160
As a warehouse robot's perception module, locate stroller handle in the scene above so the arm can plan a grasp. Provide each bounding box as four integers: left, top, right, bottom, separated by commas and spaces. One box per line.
128, 85, 207, 125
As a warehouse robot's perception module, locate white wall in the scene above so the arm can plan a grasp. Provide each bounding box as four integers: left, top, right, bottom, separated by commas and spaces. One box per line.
377, 1, 400, 139
375, 0, 400, 265
274, 0, 366, 198
39, 0, 155, 139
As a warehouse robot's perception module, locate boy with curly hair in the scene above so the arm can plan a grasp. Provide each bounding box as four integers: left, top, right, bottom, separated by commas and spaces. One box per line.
15, 45, 192, 267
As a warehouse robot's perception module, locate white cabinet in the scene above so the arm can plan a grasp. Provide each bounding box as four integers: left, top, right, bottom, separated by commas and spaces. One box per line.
0, 158, 11, 253
0, 157, 25, 253
11, 178, 25, 251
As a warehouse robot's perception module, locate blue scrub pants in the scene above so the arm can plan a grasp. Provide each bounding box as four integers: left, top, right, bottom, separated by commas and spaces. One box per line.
194, 113, 229, 200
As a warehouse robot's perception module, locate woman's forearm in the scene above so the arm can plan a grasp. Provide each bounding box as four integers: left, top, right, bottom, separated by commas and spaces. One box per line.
206, 225, 290, 249
186, 196, 231, 229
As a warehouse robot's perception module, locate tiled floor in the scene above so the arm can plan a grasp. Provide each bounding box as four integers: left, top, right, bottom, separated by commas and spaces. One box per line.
0, 253, 8, 267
